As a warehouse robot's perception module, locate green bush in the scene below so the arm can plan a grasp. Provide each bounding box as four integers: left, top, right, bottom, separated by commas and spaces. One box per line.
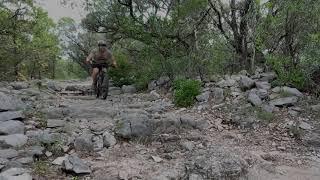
108, 52, 135, 87
173, 79, 201, 107
267, 55, 308, 90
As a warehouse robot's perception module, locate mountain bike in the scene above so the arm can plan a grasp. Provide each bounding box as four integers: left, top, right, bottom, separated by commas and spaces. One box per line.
92, 63, 109, 100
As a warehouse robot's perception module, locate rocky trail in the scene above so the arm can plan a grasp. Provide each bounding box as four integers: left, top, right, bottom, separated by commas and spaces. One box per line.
1, 71, 320, 180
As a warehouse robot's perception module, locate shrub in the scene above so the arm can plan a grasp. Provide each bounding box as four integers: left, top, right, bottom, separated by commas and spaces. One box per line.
267, 55, 308, 90
108, 52, 135, 87
173, 79, 201, 107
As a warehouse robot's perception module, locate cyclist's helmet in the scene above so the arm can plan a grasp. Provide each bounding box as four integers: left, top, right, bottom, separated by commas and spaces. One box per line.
98, 40, 107, 46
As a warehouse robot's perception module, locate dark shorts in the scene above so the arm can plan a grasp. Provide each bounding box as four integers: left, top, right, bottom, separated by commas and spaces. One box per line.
91, 63, 108, 69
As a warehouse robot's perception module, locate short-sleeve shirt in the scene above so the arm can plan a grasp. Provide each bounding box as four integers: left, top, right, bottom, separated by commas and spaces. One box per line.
90, 47, 112, 64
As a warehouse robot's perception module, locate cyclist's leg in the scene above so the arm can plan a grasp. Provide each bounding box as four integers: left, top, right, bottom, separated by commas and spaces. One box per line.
91, 67, 99, 90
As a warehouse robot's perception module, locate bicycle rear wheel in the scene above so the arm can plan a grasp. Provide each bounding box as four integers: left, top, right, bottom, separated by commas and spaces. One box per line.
101, 72, 109, 100
96, 72, 104, 98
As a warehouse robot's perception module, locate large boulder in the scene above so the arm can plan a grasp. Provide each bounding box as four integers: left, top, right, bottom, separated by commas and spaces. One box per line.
260, 72, 277, 82
282, 87, 303, 97
10, 82, 30, 90
255, 81, 271, 90
0, 149, 18, 159
122, 85, 137, 94
0, 111, 24, 122
0, 134, 28, 148
103, 131, 117, 148
217, 78, 236, 88
248, 90, 262, 107
239, 76, 255, 91
270, 97, 298, 107
0, 120, 24, 135
196, 91, 211, 102
115, 111, 152, 139
63, 155, 91, 174
0, 168, 32, 180
74, 134, 94, 153
47, 81, 62, 92
186, 147, 248, 179
0, 92, 25, 112
211, 88, 224, 103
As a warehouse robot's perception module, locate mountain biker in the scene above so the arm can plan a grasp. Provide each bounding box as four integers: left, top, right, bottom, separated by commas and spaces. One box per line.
86, 40, 117, 91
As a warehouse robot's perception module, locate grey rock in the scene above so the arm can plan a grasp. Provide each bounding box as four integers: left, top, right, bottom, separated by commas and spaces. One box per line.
239, 70, 249, 76
24, 146, 45, 156
148, 80, 158, 91
260, 72, 277, 82
0, 134, 28, 148
47, 119, 66, 128
239, 76, 255, 90
288, 110, 299, 116
10, 82, 29, 90
311, 104, 320, 112
217, 78, 236, 88
189, 174, 204, 180
16, 157, 33, 165
211, 88, 224, 103
0, 168, 32, 180
144, 90, 161, 101
186, 147, 248, 179
282, 87, 303, 97
109, 87, 122, 95
272, 87, 281, 93
299, 122, 312, 130
122, 85, 137, 94
255, 81, 271, 90
26, 130, 61, 144
115, 112, 152, 139
262, 104, 275, 113
302, 132, 320, 148
92, 135, 104, 152
270, 97, 298, 107
47, 81, 62, 91
157, 76, 170, 86
52, 156, 67, 166
196, 91, 210, 102
0, 149, 18, 159
74, 134, 94, 153
0, 111, 24, 122
63, 155, 91, 174
248, 91, 262, 107
42, 107, 70, 119
257, 89, 268, 100
103, 131, 117, 148
0, 92, 25, 112
0, 120, 24, 135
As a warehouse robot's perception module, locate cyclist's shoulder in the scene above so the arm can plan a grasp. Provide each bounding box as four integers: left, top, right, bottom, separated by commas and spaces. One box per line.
90, 48, 98, 54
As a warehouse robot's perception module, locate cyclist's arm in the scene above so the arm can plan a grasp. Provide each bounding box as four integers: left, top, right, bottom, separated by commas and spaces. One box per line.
86, 51, 94, 63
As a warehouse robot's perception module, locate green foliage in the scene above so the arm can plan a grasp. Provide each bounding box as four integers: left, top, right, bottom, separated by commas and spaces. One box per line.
173, 79, 201, 107
0, 2, 60, 81
108, 52, 135, 87
257, 109, 274, 122
32, 160, 50, 176
55, 59, 88, 80
267, 55, 307, 90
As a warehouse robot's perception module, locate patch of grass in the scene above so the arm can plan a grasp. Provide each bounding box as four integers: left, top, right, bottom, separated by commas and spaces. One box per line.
288, 125, 303, 139
173, 79, 201, 107
45, 140, 64, 157
257, 109, 275, 122
25, 110, 47, 129
32, 160, 50, 176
